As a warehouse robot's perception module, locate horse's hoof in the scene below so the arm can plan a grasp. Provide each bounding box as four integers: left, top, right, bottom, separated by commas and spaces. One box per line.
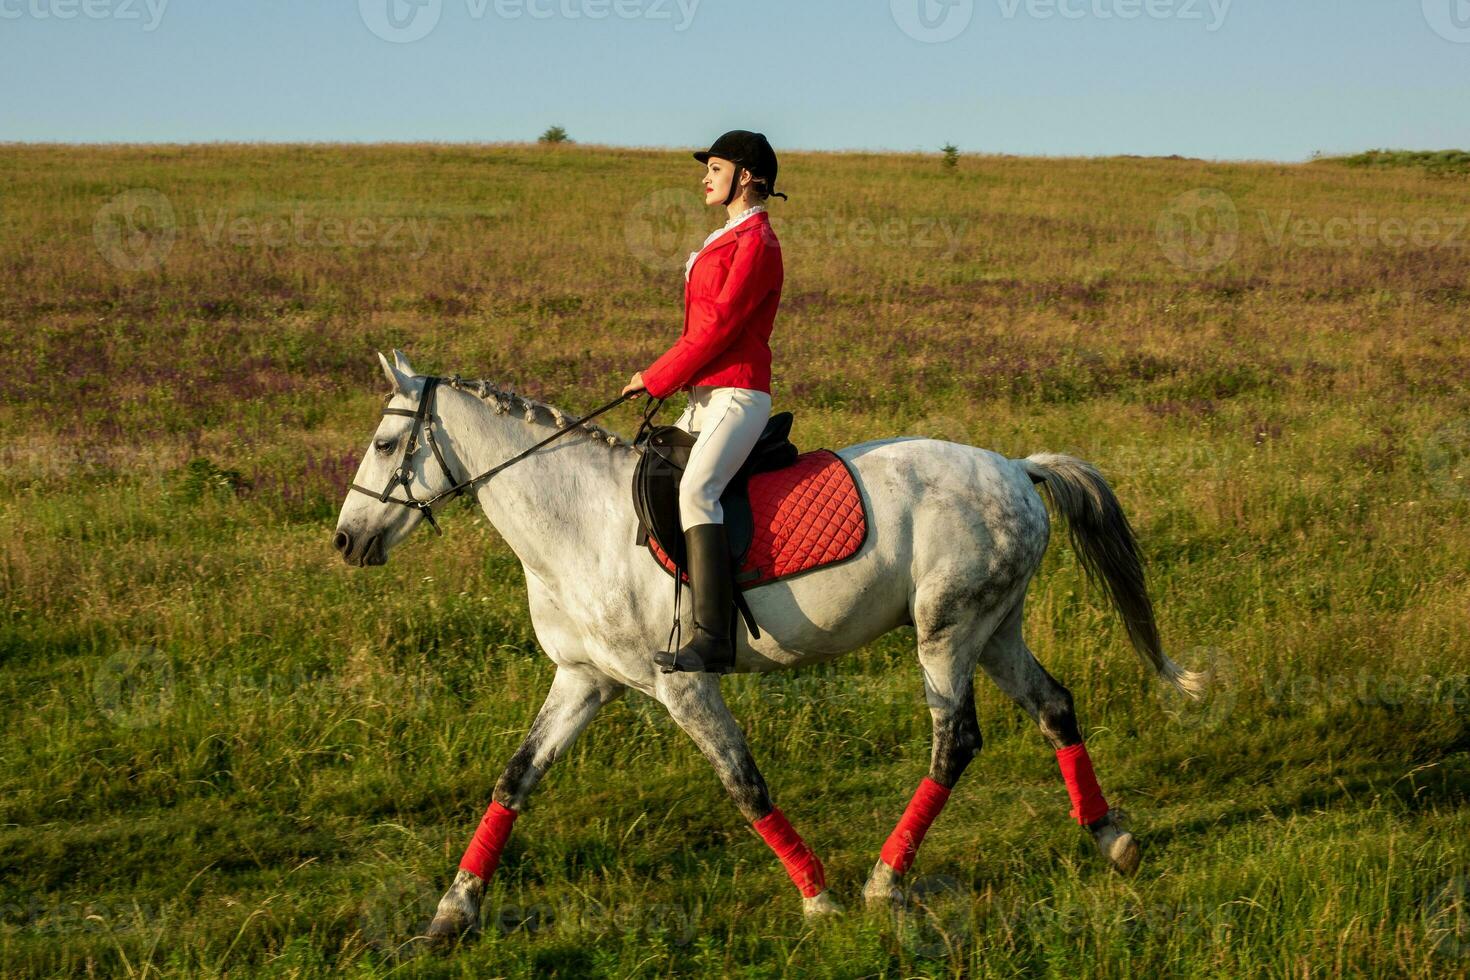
423, 869, 483, 946
423, 914, 475, 947
861, 859, 903, 910
1091, 814, 1141, 876
803, 889, 844, 918
1104, 831, 1141, 876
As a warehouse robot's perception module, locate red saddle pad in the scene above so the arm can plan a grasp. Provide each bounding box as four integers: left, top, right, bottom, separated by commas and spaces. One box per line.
646, 449, 868, 590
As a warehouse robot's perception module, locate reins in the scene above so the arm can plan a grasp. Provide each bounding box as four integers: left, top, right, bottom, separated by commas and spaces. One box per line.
349, 376, 647, 534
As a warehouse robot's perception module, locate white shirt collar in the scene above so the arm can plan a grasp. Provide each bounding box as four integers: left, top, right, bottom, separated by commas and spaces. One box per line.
686, 205, 767, 281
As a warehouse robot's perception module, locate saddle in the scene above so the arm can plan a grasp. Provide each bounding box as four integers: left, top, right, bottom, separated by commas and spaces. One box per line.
632, 406, 799, 639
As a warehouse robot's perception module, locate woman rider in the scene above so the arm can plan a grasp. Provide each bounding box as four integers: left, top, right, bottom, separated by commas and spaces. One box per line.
622, 130, 788, 674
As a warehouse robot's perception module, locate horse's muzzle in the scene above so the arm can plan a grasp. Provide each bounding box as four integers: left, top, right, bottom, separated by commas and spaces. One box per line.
334, 529, 385, 567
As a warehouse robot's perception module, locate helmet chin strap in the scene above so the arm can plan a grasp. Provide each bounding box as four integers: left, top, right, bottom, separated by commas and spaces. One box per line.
722, 165, 745, 207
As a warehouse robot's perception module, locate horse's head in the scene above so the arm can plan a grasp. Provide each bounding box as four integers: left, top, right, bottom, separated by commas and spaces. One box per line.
333, 349, 459, 567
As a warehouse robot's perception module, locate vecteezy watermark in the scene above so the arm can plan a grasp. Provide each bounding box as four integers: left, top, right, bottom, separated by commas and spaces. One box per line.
0, 895, 174, 936
777, 213, 967, 255
359, 874, 441, 950
92, 645, 175, 729
623, 189, 967, 271
358, 0, 700, 43
1258, 210, 1469, 250
195, 208, 437, 259
1423, 875, 1470, 960
1423, 0, 1470, 44
908, 414, 973, 444
891, 0, 975, 43
93, 189, 177, 272
94, 190, 438, 270
490, 895, 699, 945
359, 0, 441, 43
895, 873, 975, 959
89, 650, 443, 729
1421, 419, 1470, 500
1162, 646, 1235, 733
995, 0, 1231, 31
890, 881, 1257, 959
624, 187, 709, 272
1159, 199, 1467, 271
1156, 188, 1239, 272
0, 0, 168, 31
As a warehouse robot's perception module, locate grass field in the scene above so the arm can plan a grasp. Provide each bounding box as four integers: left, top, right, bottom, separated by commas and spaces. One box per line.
1, 142, 1467, 978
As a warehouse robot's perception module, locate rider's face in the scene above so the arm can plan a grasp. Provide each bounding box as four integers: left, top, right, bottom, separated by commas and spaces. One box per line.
703, 157, 743, 206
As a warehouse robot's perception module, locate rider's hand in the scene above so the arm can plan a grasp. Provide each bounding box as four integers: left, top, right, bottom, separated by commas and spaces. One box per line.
621, 372, 646, 398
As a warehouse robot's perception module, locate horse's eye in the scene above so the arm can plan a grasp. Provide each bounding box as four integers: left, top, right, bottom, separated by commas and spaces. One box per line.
375, 438, 397, 455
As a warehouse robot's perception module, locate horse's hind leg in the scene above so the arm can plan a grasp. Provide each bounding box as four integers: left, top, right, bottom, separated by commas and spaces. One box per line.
977, 597, 1140, 875
862, 586, 997, 909
655, 671, 841, 918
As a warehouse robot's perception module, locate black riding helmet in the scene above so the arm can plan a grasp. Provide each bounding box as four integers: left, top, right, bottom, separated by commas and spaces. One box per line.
694, 130, 788, 206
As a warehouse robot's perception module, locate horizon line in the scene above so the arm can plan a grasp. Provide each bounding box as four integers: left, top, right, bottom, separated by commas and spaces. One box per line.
1, 138, 1432, 166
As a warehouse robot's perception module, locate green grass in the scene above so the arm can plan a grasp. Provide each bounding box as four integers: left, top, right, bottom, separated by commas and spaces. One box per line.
0, 143, 1467, 978
1320, 148, 1470, 177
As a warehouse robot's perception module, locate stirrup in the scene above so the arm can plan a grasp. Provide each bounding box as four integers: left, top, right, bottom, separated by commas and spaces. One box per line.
654, 633, 735, 675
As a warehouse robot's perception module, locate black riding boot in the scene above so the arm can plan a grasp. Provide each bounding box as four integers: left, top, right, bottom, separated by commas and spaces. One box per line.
654, 522, 736, 674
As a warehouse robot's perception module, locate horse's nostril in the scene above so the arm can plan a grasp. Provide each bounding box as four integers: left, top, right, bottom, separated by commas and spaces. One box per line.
334, 530, 352, 554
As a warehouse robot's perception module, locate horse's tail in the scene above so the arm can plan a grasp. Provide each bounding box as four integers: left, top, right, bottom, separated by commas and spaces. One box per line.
1020, 453, 1206, 700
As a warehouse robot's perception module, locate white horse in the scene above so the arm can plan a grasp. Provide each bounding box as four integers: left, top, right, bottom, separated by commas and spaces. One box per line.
333, 351, 1204, 943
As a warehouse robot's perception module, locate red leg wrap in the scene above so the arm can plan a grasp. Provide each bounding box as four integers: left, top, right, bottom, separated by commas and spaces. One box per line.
879, 776, 952, 874
752, 806, 826, 898
459, 800, 518, 881
1055, 742, 1110, 825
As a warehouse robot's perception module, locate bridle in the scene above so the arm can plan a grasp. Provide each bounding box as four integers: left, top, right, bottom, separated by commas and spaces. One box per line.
348, 376, 646, 534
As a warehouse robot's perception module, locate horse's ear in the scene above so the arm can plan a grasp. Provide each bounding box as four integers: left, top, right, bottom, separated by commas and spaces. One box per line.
377, 351, 408, 394
392, 349, 416, 378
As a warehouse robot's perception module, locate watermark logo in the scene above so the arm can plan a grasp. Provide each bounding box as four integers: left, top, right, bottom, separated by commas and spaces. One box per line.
0, 0, 169, 31
891, 0, 974, 43
1422, 419, 1470, 500
896, 873, 974, 959
996, 0, 1231, 31
491, 896, 699, 944
1165, 645, 1235, 733
359, 874, 440, 950
1258, 210, 1468, 250
95, 192, 438, 272
1156, 188, 1239, 272
92, 645, 175, 728
359, 0, 442, 42
1423, 0, 1470, 43
624, 187, 708, 272
1, 896, 173, 936
909, 413, 972, 444
778, 213, 967, 254
195, 208, 436, 259
360, 0, 700, 42
94, 189, 177, 272
1422, 875, 1470, 960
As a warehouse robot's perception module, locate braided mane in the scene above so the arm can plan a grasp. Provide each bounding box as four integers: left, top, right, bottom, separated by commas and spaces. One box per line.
441, 375, 634, 449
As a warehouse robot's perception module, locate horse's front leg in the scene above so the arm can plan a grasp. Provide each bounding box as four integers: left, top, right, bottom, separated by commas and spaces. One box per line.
425, 664, 624, 943
656, 671, 842, 917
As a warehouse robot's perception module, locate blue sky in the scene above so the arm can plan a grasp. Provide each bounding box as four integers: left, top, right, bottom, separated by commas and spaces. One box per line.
2, 0, 1467, 160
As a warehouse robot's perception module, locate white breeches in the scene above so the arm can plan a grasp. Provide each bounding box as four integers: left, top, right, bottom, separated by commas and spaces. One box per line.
670, 385, 773, 528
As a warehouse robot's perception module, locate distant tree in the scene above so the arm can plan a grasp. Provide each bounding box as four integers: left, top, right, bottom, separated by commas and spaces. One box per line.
539, 126, 572, 144
942, 143, 959, 169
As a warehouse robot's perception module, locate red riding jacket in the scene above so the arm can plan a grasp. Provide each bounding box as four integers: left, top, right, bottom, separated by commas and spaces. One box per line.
640, 210, 782, 399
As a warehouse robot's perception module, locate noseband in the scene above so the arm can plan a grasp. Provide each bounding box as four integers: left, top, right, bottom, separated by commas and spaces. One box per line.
348, 376, 642, 534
